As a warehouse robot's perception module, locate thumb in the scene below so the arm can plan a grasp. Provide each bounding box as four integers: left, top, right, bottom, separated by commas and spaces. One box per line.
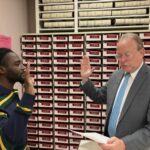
91, 67, 95, 73
107, 137, 117, 144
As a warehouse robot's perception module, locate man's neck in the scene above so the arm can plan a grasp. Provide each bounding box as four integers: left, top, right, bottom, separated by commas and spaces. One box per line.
0, 78, 14, 90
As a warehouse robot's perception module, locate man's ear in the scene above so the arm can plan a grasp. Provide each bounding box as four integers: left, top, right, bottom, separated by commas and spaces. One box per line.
0, 66, 6, 74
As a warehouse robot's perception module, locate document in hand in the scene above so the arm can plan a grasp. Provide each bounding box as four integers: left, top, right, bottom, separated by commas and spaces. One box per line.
78, 140, 102, 150
69, 129, 109, 144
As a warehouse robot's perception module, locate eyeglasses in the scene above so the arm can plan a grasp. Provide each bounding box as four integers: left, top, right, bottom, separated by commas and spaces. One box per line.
115, 52, 134, 60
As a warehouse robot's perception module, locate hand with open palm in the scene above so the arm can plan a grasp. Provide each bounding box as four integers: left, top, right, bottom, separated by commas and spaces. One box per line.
80, 55, 94, 83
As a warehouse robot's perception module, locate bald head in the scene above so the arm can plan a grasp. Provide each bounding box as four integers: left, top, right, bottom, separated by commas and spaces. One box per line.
118, 33, 144, 51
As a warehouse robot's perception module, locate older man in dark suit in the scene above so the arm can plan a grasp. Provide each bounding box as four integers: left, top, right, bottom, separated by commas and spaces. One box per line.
80, 33, 150, 150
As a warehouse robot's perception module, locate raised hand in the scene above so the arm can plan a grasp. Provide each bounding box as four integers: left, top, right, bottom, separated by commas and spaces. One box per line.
80, 55, 94, 83
23, 63, 35, 95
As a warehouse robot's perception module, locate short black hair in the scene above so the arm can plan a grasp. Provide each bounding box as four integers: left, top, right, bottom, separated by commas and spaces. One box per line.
0, 48, 13, 65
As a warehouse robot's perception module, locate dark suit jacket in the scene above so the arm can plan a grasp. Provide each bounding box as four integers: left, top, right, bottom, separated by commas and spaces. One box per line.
80, 63, 150, 150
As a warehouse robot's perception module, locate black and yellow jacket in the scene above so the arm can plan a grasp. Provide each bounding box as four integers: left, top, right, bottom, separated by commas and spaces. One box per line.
0, 85, 35, 150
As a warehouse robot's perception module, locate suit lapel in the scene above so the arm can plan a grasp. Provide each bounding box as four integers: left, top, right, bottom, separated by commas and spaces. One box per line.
118, 64, 148, 124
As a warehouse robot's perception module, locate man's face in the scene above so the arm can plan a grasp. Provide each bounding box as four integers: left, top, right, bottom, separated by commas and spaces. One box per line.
3, 52, 25, 84
116, 38, 144, 73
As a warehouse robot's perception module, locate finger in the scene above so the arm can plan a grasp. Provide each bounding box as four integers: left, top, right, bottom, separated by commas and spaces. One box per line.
81, 55, 90, 66
26, 62, 31, 74
100, 144, 111, 150
91, 67, 95, 72
107, 137, 117, 144
81, 55, 86, 64
82, 54, 89, 59
83, 51, 86, 55
23, 63, 31, 80
27, 62, 31, 70
84, 56, 90, 65
82, 55, 85, 59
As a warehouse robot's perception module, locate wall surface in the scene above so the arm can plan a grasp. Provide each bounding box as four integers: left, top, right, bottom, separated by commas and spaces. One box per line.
0, 0, 35, 93
0, 0, 29, 56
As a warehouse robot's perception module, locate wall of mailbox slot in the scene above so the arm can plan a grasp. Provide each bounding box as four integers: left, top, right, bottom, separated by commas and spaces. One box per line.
21, 32, 150, 149
36, 0, 150, 33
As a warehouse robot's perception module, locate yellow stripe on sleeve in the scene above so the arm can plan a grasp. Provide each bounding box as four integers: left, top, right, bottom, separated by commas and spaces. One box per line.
0, 112, 7, 118
16, 104, 32, 113
0, 136, 7, 150
0, 91, 18, 106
